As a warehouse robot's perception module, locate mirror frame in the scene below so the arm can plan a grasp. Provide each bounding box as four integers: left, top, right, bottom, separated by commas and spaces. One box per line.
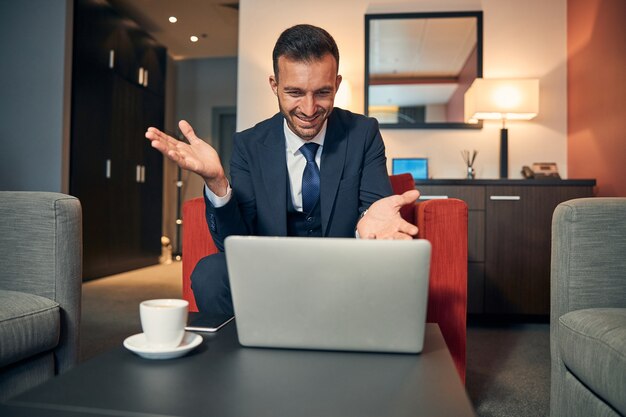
364, 11, 484, 129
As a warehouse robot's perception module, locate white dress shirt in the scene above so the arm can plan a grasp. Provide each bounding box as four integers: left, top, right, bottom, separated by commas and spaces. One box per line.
205, 120, 327, 212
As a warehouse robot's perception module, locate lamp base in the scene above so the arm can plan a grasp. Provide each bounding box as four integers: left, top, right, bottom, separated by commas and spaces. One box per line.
500, 128, 508, 179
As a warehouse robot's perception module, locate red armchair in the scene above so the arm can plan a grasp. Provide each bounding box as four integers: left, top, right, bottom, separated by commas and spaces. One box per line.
389, 173, 468, 382
181, 173, 468, 382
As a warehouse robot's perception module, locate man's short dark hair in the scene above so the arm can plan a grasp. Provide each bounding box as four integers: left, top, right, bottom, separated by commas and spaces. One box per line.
272, 24, 340, 80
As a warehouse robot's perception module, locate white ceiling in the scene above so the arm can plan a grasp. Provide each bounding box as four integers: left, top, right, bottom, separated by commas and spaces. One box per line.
108, 0, 239, 60
369, 17, 476, 77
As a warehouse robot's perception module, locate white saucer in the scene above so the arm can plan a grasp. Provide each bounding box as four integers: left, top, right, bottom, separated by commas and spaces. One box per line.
123, 331, 202, 360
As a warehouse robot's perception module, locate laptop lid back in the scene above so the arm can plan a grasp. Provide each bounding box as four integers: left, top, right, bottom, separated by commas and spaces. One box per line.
225, 236, 431, 353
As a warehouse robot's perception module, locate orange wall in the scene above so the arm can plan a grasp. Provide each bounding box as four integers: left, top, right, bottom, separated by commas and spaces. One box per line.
568, 0, 626, 196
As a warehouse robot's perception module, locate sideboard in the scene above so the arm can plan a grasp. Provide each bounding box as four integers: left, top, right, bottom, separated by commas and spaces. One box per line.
415, 179, 596, 316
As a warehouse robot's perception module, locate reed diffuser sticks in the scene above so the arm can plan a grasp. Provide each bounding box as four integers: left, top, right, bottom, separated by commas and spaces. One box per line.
461, 150, 478, 179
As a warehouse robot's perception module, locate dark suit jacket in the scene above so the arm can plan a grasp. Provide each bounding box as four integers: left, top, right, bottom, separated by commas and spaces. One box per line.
205, 108, 392, 251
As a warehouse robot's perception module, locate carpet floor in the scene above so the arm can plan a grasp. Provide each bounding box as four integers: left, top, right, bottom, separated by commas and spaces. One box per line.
466, 321, 550, 417
80, 262, 551, 416
80, 262, 183, 362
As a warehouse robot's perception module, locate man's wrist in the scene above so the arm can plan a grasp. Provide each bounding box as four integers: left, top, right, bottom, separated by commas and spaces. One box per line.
355, 209, 368, 238
205, 175, 229, 197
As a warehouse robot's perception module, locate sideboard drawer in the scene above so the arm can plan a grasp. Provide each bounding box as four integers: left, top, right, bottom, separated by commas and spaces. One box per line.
417, 185, 484, 210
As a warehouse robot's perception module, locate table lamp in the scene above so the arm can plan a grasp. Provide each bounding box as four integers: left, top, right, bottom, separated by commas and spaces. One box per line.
464, 79, 539, 178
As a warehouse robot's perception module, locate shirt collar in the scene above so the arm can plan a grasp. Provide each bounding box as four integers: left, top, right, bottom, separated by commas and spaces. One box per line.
284, 119, 327, 156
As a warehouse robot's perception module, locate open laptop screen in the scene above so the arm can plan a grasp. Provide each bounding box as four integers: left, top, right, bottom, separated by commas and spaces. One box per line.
392, 158, 428, 180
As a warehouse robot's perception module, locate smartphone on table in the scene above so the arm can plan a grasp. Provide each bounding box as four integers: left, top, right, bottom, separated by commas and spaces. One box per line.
185, 313, 234, 332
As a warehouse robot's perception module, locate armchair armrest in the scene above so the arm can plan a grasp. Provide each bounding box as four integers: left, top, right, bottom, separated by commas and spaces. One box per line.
0, 192, 82, 374
551, 197, 626, 319
416, 198, 468, 382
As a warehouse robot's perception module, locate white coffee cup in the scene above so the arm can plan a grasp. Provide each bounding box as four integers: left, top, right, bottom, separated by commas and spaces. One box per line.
140, 299, 189, 349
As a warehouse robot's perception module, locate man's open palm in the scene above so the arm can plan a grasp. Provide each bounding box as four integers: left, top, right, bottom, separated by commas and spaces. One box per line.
145, 120, 228, 195
357, 190, 420, 240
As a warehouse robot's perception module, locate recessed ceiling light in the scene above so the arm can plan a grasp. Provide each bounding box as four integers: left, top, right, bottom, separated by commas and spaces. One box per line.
190, 36, 199, 42
169, 16, 177, 23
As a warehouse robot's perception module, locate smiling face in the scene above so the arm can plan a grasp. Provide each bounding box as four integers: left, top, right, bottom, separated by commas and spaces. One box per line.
269, 53, 342, 141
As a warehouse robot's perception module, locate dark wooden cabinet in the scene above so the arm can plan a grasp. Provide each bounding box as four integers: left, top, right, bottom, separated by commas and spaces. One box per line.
415, 179, 596, 316
72, 0, 166, 88
70, 0, 165, 280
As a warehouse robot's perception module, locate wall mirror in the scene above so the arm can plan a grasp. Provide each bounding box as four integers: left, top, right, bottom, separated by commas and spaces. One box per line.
365, 11, 483, 129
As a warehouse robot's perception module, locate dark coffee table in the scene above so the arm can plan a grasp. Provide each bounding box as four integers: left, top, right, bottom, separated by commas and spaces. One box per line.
6, 322, 475, 417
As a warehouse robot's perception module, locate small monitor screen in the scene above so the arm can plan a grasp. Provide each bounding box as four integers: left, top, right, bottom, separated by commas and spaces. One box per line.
392, 158, 428, 180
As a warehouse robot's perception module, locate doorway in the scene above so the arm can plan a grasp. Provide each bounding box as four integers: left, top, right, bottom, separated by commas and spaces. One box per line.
212, 106, 237, 180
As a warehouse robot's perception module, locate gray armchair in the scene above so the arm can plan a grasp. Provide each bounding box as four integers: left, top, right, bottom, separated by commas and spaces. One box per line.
550, 198, 626, 417
0, 192, 82, 401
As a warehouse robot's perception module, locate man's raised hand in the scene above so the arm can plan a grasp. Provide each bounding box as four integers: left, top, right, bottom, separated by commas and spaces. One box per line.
356, 190, 420, 240
145, 120, 228, 196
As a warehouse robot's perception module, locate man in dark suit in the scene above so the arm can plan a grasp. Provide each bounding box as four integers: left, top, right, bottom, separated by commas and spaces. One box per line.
146, 24, 419, 315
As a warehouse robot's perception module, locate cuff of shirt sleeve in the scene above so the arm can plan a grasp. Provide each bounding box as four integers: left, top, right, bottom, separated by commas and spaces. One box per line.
204, 182, 232, 208
354, 209, 368, 239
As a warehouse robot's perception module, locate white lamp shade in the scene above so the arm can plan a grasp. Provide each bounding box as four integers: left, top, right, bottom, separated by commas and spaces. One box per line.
464, 79, 539, 122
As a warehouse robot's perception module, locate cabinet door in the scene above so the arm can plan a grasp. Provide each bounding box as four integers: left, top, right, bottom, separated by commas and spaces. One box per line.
484, 185, 593, 315
110, 25, 138, 81
107, 76, 142, 271
418, 185, 485, 313
70, 61, 114, 279
484, 186, 528, 314
139, 91, 164, 260
74, 0, 135, 78
73, 0, 117, 70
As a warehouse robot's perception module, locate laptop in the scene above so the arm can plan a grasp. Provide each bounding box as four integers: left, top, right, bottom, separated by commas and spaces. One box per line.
392, 157, 429, 180
224, 236, 431, 354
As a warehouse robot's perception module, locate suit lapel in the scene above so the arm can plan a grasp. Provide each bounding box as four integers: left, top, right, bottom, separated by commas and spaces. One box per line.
320, 111, 347, 236
258, 115, 288, 235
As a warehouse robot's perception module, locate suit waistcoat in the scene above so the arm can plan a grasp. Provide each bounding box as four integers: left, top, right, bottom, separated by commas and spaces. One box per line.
286, 182, 322, 237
